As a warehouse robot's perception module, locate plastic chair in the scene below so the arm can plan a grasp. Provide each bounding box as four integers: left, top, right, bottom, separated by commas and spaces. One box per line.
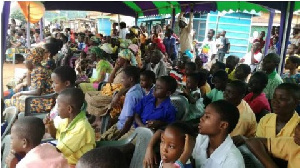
1, 135, 11, 168
129, 127, 153, 168
170, 95, 189, 120
238, 144, 264, 168
24, 93, 57, 119
1, 107, 18, 141
96, 131, 138, 148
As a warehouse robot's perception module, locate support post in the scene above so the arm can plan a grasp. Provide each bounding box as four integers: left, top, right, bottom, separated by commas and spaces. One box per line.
171, 7, 175, 29
263, 9, 275, 56
118, 14, 120, 32
26, 2, 31, 49
39, 17, 44, 41
135, 13, 138, 26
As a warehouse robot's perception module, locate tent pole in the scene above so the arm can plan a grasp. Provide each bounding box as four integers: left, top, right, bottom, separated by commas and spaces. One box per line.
263, 9, 275, 56
118, 14, 120, 32
171, 7, 175, 29
135, 13, 138, 26
40, 17, 44, 41
26, 2, 31, 49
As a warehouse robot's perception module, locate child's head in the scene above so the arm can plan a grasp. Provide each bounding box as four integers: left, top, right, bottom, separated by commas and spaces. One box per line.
210, 61, 226, 75
80, 51, 87, 59
195, 56, 203, 70
248, 71, 268, 93
225, 55, 239, 70
200, 100, 239, 135
287, 44, 297, 55
224, 80, 247, 106
272, 36, 279, 45
154, 76, 177, 99
76, 146, 127, 168
25, 60, 33, 71
140, 70, 156, 89
185, 62, 197, 75
122, 66, 140, 88
272, 83, 300, 115
212, 70, 228, 91
285, 56, 300, 71
262, 53, 280, 73
11, 117, 45, 155
57, 88, 84, 118
197, 69, 209, 87
186, 73, 200, 90
234, 64, 251, 81
51, 66, 76, 94
160, 121, 196, 163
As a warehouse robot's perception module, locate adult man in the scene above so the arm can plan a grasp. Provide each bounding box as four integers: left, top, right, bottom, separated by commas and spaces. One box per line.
240, 42, 262, 72
178, 6, 194, 56
217, 30, 230, 63
200, 29, 217, 70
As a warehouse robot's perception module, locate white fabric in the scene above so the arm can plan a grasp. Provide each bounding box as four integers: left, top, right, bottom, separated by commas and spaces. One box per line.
119, 28, 127, 39
192, 134, 245, 168
242, 52, 263, 72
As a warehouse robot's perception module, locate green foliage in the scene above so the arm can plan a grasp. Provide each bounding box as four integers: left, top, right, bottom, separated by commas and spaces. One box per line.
10, 10, 26, 23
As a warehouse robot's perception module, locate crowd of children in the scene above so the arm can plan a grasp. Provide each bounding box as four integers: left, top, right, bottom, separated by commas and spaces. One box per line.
2, 16, 300, 168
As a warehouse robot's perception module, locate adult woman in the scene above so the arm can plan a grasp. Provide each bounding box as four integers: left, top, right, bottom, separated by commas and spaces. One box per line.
79, 45, 113, 93
5, 47, 54, 113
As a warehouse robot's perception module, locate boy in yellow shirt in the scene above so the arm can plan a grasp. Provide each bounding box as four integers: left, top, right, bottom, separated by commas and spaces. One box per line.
44, 88, 95, 166
245, 121, 300, 168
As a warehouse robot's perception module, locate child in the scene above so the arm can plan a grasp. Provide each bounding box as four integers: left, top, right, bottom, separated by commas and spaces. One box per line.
182, 73, 205, 123
225, 55, 239, 81
256, 83, 300, 138
203, 70, 228, 106
101, 66, 145, 140
198, 69, 211, 96
44, 88, 96, 166
140, 70, 156, 96
75, 51, 88, 77
150, 49, 168, 78
76, 146, 128, 168
49, 66, 77, 127
262, 53, 283, 101
179, 100, 245, 167
208, 61, 226, 89
6, 117, 69, 168
234, 64, 251, 82
245, 121, 300, 168
134, 76, 177, 130
244, 71, 271, 123
282, 56, 300, 84
180, 62, 197, 86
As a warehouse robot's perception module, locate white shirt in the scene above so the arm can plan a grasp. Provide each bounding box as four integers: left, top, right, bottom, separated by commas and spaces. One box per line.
242, 52, 263, 72
192, 134, 245, 168
200, 38, 217, 61
119, 28, 127, 39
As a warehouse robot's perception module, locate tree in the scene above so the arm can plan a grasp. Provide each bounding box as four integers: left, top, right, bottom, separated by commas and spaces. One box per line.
10, 10, 26, 23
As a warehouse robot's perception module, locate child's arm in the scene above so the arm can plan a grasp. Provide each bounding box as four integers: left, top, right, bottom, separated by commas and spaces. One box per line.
134, 113, 146, 127
146, 120, 167, 130
203, 94, 211, 107
112, 116, 134, 140
43, 115, 57, 139
245, 138, 279, 168
143, 129, 163, 167
178, 134, 196, 164
184, 90, 200, 104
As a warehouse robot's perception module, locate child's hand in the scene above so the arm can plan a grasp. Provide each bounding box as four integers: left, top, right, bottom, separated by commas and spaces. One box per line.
43, 114, 52, 126
146, 120, 164, 130
12, 92, 21, 98
6, 150, 18, 168
143, 146, 158, 168
183, 88, 190, 95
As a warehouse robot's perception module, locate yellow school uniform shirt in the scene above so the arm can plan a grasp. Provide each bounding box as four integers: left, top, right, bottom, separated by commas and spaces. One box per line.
267, 137, 300, 168
230, 100, 257, 138
225, 68, 236, 81
256, 112, 299, 138
200, 82, 211, 96
56, 111, 96, 165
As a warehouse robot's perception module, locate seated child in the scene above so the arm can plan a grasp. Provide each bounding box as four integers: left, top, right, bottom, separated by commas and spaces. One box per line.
244, 71, 271, 123
75, 51, 88, 77
44, 88, 95, 166
224, 80, 257, 138
262, 53, 283, 101
203, 70, 228, 106
225, 55, 239, 81
281, 56, 300, 84
207, 61, 226, 89
143, 121, 197, 168
101, 66, 145, 140
140, 70, 156, 96
6, 117, 69, 168
180, 100, 245, 167
181, 73, 205, 123
76, 146, 128, 168
234, 64, 251, 82
245, 121, 300, 168
256, 83, 300, 138
198, 69, 211, 96
134, 76, 177, 130
150, 49, 168, 78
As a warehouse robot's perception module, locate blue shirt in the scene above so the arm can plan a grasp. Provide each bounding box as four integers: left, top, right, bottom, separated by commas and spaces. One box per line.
163, 36, 178, 57
134, 94, 177, 128
117, 84, 145, 130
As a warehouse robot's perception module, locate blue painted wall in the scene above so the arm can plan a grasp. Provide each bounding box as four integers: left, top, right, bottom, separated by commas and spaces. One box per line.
97, 18, 111, 36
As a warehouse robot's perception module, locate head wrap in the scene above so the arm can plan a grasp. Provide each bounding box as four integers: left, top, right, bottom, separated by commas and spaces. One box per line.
118, 49, 137, 66
128, 44, 139, 54
120, 39, 132, 49
90, 36, 100, 44
26, 47, 45, 65
130, 27, 138, 36
89, 46, 102, 58
180, 16, 187, 24
100, 43, 113, 54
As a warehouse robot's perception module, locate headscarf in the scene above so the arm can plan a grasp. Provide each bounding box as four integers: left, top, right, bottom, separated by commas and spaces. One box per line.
90, 36, 100, 44
26, 47, 45, 65
119, 39, 132, 49
100, 43, 113, 54
89, 46, 102, 58
118, 49, 137, 66
128, 44, 139, 54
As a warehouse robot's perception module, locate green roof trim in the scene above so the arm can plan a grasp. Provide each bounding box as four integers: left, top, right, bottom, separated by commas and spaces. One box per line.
295, 1, 300, 11
217, 1, 268, 13
123, 1, 144, 16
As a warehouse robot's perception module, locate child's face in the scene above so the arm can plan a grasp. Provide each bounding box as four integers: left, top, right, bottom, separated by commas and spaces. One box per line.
10, 126, 26, 154
186, 77, 198, 90
199, 104, 223, 135
185, 65, 195, 75
248, 76, 264, 93
154, 80, 170, 99
294, 123, 300, 146
271, 88, 298, 115
57, 95, 70, 119
287, 44, 296, 55
160, 127, 184, 163
225, 58, 237, 69
210, 64, 220, 75
121, 73, 133, 88
234, 66, 247, 80
285, 59, 297, 70
140, 75, 152, 89
51, 73, 69, 94
213, 77, 226, 91
224, 85, 242, 106
262, 56, 276, 73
